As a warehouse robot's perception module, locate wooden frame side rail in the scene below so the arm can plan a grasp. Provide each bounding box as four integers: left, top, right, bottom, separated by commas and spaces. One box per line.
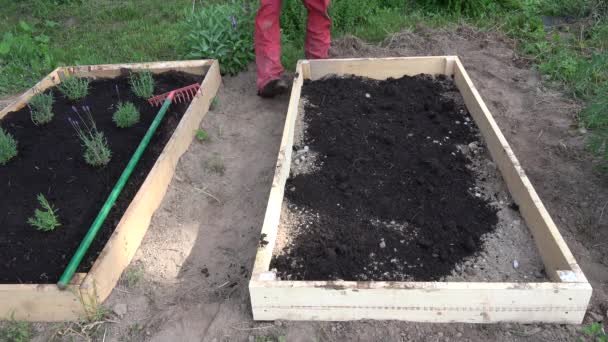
0, 60, 221, 321
249, 57, 591, 324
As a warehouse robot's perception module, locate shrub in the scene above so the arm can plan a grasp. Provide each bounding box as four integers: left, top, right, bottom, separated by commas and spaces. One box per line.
29, 93, 54, 125
0, 127, 18, 165
113, 102, 140, 128
184, 2, 255, 75
70, 107, 112, 167
28, 193, 61, 232
58, 76, 89, 101
129, 71, 155, 99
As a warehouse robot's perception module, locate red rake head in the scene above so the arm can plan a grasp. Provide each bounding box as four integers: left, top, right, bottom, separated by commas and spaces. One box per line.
147, 83, 201, 107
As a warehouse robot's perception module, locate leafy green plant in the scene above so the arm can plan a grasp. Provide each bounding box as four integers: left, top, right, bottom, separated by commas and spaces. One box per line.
70, 107, 112, 167
28, 193, 61, 232
29, 93, 55, 125
0, 127, 18, 165
184, 2, 255, 75
578, 322, 607, 342
195, 129, 209, 142
112, 102, 140, 128
0, 313, 32, 342
129, 71, 155, 99
58, 76, 89, 101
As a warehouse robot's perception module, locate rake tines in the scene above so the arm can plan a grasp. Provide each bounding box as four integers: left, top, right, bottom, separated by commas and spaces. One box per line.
147, 83, 200, 107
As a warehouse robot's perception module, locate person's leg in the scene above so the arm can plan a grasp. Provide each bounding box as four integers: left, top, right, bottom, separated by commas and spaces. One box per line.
303, 0, 331, 59
255, 0, 286, 94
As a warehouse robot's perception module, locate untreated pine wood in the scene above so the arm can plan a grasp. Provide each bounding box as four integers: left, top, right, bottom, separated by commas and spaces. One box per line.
0, 60, 220, 322
249, 56, 592, 324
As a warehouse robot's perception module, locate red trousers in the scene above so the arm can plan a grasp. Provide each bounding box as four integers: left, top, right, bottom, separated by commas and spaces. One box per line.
255, 0, 331, 90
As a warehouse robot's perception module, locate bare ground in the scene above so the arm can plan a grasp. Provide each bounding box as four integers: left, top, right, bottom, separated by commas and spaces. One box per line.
16, 25, 608, 341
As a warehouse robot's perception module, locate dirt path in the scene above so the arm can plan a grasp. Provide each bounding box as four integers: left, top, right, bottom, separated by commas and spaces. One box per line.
25, 26, 607, 341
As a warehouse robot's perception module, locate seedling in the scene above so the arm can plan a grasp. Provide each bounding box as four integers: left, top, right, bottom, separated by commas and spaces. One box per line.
206, 153, 225, 175
69, 106, 112, 167
195, 128, 209, 142
130, 71, 155, 99
29, 93, 55, 125
28, 194, 61, 232
112, 102, 140, 128
58, 76, 89, 101
0, 127, 18, 165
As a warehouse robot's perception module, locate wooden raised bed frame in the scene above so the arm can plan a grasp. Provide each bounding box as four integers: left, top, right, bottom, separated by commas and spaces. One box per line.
250, 57, 592, 324
0, 60, 221, 321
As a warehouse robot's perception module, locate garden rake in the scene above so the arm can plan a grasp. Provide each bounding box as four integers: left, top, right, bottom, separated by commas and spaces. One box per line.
147, 83, 201, 107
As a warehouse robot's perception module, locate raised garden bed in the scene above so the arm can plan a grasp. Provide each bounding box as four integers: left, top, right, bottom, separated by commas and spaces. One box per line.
249, 57, 592, 323
0, 60, 220, 321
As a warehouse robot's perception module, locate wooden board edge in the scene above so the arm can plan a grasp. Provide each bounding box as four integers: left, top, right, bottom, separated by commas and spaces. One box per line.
0, 274, 87, 322
306, 56, 452, 80
66, 60, 214, 78
81, 60, 221, 303
0, 67, 62, 118
452, 58, 587, 284
252, 62, 305, 277
249, 280, 592, 323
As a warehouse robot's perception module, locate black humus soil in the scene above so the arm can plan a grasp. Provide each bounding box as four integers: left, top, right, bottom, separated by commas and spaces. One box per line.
271, 74, 499, 281
0, 71, 202, 283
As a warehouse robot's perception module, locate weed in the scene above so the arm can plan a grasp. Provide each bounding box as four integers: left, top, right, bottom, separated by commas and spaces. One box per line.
125, 263, 145, 288
195, 128, 209, 142
184, 2, 255, 75
0, 313, 32, 342
69, 106, 111, 167
27, 193, 61, 232
0, 127, 18, 165
29, 92, 54, 125
58, 76, 89, 101
211, 97, 220, 109
113, 102, 140, 128
130, 71, 155, 99
206, 153, 225, 175
578, 322, 607, 341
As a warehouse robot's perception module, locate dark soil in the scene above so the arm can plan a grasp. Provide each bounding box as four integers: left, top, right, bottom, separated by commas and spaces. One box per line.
270, 75, 499, 281
0, 71, 202, 283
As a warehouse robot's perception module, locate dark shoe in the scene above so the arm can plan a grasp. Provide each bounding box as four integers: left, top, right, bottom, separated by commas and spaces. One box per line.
258, 79, 288, 98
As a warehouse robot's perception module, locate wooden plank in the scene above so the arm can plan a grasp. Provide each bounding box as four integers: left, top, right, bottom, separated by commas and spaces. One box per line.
66, 60, 213, 78
82, 60, 221, 302
0, 68, 62, 118
0, 273, 87, 322
250, 280, 591, 323
252, 63, 304, 277
452, 58, 584, 283
307, 56, 451, 81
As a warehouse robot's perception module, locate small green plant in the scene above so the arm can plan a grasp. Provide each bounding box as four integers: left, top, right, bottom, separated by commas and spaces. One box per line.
58, 76, 89, 101
29, 93, 54, 125
27, 193, 60, 232
112, 102, 140, 128
578, 322, 607, 342
125, 263, 145, 288
0, 127, 18, 165
129, 71, 155, 99
206, 153, 225, 175
195, 128, 209, 142
184, 3, 255, 75
0, 313, 32, 342
70, 106, 112, 167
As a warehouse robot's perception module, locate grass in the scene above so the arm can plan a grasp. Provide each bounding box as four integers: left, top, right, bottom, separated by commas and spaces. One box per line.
206, 153, 225, 175
195, 128, 209, 142
125, 263, 144, 288
0, 314, 32, 342
27, 193, 61, 232
113, 102, 140, 128
29, 92, 54, 125
0, 127, 18, 165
